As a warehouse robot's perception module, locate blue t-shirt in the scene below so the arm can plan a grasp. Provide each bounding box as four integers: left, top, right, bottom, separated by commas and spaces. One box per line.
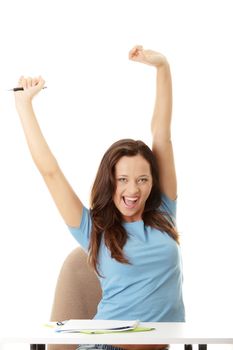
68, 194, 185, 322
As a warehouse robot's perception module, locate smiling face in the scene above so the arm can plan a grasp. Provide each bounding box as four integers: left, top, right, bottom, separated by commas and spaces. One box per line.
113, 154, 153, 222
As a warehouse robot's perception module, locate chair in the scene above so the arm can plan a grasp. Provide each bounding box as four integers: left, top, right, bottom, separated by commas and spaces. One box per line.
48, 247, 102, 350
48, 247, 206, 350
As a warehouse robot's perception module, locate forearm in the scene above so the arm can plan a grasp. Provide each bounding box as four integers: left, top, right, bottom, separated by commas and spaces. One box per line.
151, 62, 172, 142
16, 100, 59, 175
129, 46, 177, 198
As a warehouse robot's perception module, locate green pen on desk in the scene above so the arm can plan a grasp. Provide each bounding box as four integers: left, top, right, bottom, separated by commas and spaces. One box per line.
80, 327, 155, 334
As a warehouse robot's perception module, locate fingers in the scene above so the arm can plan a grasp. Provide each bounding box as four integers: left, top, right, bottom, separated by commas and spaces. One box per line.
32, 77, 38, 87
128, 45, 144, 60
17, 75, 45, 89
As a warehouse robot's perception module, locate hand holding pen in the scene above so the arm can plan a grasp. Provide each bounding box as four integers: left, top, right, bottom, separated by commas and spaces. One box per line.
13, 76, 46, 104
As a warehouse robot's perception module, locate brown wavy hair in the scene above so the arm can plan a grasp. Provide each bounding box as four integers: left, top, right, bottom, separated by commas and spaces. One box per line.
88, 139, 179, 275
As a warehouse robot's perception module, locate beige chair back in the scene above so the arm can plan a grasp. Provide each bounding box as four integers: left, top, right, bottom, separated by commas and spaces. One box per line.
48, 247, 102, 350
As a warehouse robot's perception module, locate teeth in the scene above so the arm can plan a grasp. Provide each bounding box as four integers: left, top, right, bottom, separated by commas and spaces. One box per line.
123, 196, 138, 207
124, 197, 138, 201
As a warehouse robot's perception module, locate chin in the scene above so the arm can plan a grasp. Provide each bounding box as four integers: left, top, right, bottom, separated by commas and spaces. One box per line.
121, 210, 142, 222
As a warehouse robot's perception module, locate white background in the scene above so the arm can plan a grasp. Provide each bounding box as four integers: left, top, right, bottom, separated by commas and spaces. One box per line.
0, 1, 232, 349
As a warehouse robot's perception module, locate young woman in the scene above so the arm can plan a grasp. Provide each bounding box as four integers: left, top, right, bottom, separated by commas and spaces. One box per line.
14, 45, 185, 350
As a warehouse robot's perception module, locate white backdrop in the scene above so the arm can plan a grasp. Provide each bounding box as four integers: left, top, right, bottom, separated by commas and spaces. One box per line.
0, 0, 233, 349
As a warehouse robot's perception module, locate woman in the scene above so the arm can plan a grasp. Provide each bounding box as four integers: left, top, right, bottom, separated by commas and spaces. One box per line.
14, 45, 185, 350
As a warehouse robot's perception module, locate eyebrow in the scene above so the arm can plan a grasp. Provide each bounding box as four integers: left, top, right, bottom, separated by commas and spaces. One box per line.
116, 174, 150, 177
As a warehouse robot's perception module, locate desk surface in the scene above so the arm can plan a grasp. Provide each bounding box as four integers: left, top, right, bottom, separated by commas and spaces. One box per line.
1, 322, 233, 345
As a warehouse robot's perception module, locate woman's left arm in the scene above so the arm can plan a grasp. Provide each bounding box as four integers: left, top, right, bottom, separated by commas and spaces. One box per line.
129, 46, 177, 200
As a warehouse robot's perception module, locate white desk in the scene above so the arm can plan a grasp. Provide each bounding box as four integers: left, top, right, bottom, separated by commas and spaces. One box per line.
1, 322, 233, 350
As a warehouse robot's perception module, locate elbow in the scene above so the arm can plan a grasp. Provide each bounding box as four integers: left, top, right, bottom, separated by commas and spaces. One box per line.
35, 157, 60, 178
41, 167, 59, 178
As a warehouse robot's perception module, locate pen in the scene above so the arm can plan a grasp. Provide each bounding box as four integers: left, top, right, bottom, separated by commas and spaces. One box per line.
8, 87, 47, 91
56, 320, 67, 326
55, 323, 133, 330
108, 326, 133, 330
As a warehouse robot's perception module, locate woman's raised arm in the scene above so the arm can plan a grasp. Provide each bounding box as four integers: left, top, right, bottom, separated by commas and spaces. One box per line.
14, 76, 83, 227
129, 46, 177, 200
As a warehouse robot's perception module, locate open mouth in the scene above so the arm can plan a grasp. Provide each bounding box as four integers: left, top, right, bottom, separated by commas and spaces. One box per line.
123, 196, 138, 209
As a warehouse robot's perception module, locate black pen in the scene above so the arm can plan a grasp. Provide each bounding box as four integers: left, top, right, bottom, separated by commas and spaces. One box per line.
56, 320, 68, 326
8, 87, 47, 91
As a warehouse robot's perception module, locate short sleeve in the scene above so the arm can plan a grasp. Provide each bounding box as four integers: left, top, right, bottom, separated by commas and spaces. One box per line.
67, 206, 92, 251
159, 193, 177, 225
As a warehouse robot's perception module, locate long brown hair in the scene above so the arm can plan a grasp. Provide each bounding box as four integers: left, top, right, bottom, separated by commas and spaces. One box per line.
88, 139, 179, 275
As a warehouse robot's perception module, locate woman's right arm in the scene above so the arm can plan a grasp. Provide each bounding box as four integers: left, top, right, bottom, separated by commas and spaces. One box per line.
14, 76, 83, 228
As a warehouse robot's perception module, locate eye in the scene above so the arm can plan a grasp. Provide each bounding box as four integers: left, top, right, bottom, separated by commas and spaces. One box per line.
118, 177, 128, 183
138, 178, 148, 184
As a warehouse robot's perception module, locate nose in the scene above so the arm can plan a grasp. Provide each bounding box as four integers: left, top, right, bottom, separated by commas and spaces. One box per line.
127, 180, 139, 195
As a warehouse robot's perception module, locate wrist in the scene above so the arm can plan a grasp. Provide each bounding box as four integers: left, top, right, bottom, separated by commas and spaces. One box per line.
15, 97, 33, 112
156, 58, 169, 69
15, 95, 33, 106
150, 52, 169, 69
